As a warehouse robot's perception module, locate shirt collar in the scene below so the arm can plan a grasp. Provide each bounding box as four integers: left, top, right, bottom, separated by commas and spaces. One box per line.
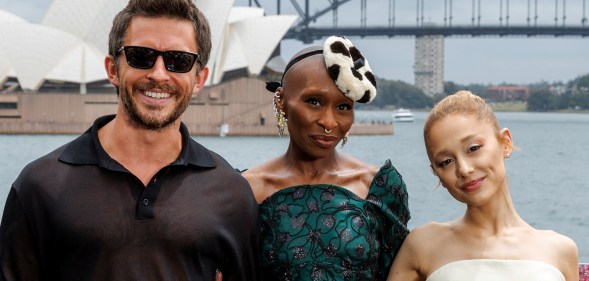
59, 114, 216, 169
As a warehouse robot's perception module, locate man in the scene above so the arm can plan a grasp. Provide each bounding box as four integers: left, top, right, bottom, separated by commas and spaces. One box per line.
0, 0, 260, 280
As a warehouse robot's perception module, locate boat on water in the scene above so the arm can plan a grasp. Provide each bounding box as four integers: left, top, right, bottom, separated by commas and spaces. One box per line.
393, 108, 415, 122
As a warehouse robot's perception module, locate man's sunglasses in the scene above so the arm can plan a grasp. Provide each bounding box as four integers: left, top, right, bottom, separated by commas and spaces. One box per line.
117, 46, 201, 73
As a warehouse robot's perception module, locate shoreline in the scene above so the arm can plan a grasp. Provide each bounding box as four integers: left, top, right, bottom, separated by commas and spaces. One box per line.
0, 78, 394, 136
0, 121, 393, 136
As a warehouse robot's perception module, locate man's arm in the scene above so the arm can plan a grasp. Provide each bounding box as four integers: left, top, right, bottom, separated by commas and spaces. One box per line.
0, 188, 42, 281
223, 204, 261, 281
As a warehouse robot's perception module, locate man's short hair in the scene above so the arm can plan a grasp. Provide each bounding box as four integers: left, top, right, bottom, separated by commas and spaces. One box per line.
108, 0, 212, 67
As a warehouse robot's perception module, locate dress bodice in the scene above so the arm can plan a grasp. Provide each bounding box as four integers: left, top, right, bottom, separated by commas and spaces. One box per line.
258, 160, 410, 281
426, 259, 565, 281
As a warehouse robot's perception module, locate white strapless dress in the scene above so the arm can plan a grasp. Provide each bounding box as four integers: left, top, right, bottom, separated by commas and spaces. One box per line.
426, 259, 565, 281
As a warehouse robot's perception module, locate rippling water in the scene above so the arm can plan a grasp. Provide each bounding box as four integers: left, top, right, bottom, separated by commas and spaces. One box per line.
1, 110, 588, 261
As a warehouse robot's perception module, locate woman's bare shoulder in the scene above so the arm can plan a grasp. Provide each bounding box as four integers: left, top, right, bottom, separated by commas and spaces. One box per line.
414, 221, 455, 235
532, 229, 579, 281
242, 157, 282, 178
536, 229, 579, 257
404, 221, 455, 249
391, 221, 458, 278
241, 157, 286, 202
339, 154, 380, 178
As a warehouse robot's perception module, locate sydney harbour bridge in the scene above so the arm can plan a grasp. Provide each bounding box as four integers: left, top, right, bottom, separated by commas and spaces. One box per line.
244, 0, 588, 95
245, 0, 589, 42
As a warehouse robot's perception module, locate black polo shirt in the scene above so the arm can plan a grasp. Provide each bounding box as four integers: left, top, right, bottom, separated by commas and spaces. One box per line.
0, 115, 260, 281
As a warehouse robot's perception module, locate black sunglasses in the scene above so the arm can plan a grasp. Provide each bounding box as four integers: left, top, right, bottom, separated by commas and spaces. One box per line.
117, 46, 201, 73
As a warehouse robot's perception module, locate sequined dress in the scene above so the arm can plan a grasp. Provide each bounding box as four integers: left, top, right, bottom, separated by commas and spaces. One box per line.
258, 160, 410, 281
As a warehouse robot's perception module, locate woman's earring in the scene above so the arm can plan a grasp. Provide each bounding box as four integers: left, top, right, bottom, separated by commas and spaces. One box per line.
276, 109, 286, 137
273, 93, 287, 137
341, 132, 349, 148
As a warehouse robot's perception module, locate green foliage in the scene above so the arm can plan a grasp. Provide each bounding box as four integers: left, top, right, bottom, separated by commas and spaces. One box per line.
572, 75, 589, 89
460, 83, 491, 98
527, 88, 559, 111
359, 73, 589, 111
362, 78, 434, 109
570, 92, 589, 110
448, 73, 589, 111
443, 81, 460, 96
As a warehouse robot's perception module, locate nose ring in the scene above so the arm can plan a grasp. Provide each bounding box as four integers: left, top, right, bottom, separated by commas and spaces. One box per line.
324, 128, 332, 134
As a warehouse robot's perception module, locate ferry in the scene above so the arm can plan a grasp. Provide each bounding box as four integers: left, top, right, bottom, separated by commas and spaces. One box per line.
393, 108, 415, 122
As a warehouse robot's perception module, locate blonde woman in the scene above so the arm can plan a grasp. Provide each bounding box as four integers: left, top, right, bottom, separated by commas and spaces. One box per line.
387, 91, 578, 281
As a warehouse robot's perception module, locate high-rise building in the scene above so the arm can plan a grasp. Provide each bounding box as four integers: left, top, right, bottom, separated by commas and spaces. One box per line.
414, 35, 444, 97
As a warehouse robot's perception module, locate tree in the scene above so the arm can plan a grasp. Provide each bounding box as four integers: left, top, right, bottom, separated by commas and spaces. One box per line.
443, 81, 460, 95
527, 89, 558, 111
365, 78, 434, 109
575, 74, 589, 90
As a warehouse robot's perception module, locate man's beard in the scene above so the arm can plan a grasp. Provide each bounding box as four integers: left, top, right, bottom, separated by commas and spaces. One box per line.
119, 81, 190, 132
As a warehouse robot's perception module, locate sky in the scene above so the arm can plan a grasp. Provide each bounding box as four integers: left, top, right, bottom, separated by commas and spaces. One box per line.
1, 0, 588, 85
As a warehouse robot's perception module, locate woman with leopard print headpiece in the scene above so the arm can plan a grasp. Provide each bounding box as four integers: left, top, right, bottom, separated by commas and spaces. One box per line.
242, 36, 410, 281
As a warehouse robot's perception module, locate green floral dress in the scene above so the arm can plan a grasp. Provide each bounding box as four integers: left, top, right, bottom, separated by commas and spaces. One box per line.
258, 160, 410, 281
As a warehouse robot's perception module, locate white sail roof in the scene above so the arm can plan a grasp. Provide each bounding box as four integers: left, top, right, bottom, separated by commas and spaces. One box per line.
195, 0, 235, 86
234, 15, 297, 76
0, 48, 11, 84
0, 22, 92, 90
0, 1, 298, 91
45, 42, 108, 84
41, 0, 127, 54
211, 8, 297, 84
0, 10, 27, 23
0, 9, 27, 84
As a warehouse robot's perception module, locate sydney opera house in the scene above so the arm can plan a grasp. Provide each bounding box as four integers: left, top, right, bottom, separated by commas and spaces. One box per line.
0, 0, 392, 135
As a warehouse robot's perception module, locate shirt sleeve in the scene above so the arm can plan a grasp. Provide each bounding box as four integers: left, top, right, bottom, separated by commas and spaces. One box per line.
0, 188, 42, 281
223, 216, 261, 281
214, 172, 261, 281
366, 159, 411, 280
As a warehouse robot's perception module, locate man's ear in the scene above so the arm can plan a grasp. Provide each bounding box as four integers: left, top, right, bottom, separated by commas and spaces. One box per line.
192, 66, 209, 96
105, 55, 119, 89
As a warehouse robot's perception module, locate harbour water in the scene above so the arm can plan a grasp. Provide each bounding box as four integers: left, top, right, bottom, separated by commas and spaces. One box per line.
1, 110, 588, 261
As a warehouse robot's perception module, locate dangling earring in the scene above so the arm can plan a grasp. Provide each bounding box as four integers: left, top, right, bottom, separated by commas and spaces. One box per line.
276, 110, 286, 137
273, 92, 287, 137
341, 132, 349, 148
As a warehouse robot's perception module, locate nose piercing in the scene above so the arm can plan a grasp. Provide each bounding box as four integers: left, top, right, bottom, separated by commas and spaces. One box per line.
324, 128, 332, 134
